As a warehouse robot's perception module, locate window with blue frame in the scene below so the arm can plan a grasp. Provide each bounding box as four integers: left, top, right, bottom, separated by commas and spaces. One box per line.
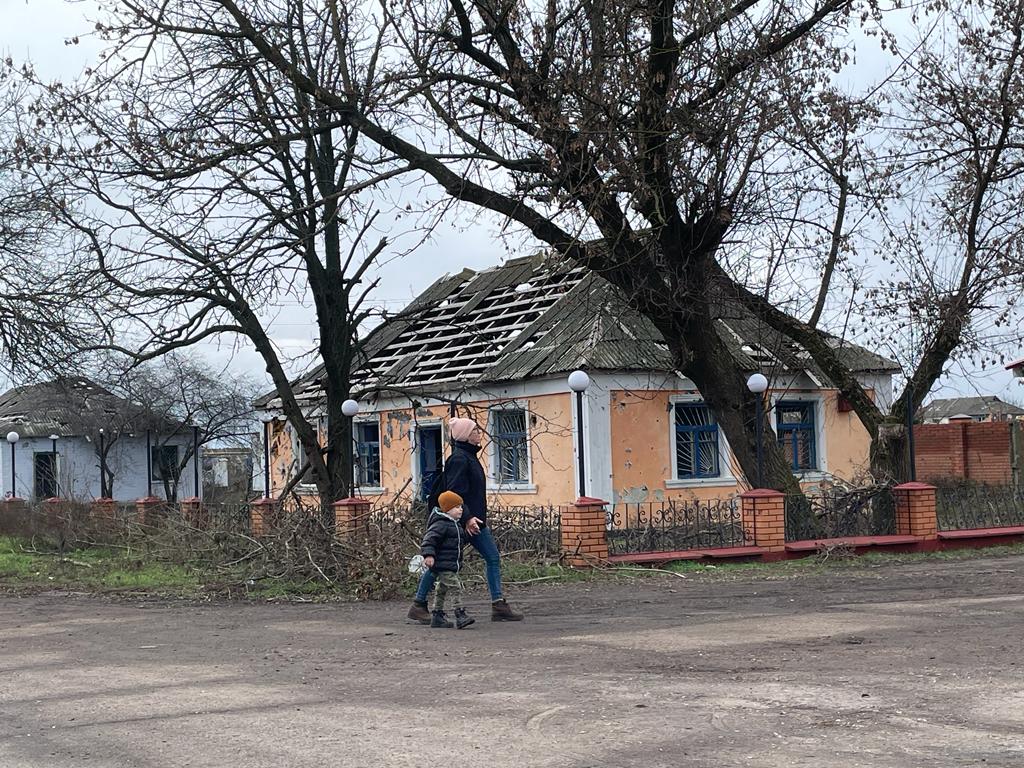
674, 403, 720, 479
355, 421, 381, 487
491, 408, 529, 483
776, 401, 817, 471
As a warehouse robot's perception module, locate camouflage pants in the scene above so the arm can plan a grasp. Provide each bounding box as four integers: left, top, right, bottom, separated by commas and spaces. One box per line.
432, 571, 463, 612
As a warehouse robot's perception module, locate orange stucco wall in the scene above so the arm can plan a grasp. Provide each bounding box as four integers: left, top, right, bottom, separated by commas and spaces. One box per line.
819, 390, 874, 482
609, 388, 872, 503
267, 385, 873, 507
270, 393, 575, 508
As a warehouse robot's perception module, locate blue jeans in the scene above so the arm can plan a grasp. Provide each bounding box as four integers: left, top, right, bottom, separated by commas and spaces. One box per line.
416, 527, 503, 602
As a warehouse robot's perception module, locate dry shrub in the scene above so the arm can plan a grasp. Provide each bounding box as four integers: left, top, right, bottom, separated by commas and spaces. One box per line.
3, 496, 562, 599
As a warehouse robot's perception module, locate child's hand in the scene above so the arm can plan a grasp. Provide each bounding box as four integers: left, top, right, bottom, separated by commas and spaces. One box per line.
423, 556, 435, 569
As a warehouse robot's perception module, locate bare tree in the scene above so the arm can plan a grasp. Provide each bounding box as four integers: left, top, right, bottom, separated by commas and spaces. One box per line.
110, 354, 261, 501
19, 0, 406, 509
719, 0, 1024, 482
0, 72, 100, 373
146, 0, 883, 492
32, 0, 1014, 496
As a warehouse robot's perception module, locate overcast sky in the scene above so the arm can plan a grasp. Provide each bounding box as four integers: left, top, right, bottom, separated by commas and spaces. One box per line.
1, 0, 519, 383
2, 0, 1020, 405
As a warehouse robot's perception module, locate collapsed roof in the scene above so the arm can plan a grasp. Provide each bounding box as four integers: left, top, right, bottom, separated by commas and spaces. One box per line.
257, 255, 898, 408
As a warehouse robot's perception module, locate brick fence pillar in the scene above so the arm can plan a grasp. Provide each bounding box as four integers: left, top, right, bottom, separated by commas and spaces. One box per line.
180, 497, 208, 529
333, 497, 371, 538
250, 497, 279, 537
561, 497, 609, 567
135, 496, 163, 527
740, 489, 787, 551
91, 498, 116, 523
894, 482, 938, 539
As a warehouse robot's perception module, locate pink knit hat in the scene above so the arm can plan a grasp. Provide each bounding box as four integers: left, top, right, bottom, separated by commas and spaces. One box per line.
449, 417, 478, 442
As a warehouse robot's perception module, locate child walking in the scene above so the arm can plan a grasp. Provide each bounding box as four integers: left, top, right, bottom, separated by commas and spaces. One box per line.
420, 491, 475, 629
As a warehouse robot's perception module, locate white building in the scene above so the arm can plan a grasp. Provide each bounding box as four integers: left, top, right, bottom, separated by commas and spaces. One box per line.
0, 379, 199, 502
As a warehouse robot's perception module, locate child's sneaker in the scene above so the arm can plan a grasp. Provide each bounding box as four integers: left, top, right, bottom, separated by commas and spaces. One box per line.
454, 608, 475, 630
431, 610, 454, 628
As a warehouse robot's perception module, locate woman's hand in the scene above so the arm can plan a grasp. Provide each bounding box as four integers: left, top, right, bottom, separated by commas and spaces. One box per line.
466, 517, 482, 535
423, 556, 435, 569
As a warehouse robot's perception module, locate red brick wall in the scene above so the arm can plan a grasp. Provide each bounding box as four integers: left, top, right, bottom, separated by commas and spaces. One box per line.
914, 422, 1012, 485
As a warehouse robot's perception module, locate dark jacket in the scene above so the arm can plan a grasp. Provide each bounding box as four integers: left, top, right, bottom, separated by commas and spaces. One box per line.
420, 510, 463, 573
444, 441, 488, 529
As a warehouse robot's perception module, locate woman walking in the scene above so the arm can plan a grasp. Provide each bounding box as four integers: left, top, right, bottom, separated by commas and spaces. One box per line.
407, 417, 524, 623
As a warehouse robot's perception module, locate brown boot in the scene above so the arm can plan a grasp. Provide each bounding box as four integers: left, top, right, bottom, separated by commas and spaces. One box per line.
407, 600, 431, 624
491, 599, 523, 622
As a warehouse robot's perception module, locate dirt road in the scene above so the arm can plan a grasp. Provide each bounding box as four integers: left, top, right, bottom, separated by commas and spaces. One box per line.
1, 556, 1023, 767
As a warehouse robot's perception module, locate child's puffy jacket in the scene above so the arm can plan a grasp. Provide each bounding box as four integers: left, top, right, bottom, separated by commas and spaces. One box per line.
419, 510, 463, 573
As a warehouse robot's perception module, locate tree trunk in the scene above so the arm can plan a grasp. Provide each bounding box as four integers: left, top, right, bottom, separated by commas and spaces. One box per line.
323, 386, 353, 504
869, 420, 909, 486
652, 276, 802, 496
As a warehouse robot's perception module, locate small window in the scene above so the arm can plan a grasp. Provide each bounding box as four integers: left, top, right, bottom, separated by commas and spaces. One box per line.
355, 421, 381, 487
491, 408, 529, 483
33, 452, 58, 499
151, 445, 181, 482
776, 401, 817, 471
675, 403, 720, 479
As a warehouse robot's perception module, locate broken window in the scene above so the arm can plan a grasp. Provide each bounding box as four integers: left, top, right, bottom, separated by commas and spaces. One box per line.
355, 421, 381, 487
675, 403, 720, 479
491, 408, 529, 484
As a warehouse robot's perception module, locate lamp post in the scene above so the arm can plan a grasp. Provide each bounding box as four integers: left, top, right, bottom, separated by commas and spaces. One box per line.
906, 389, 917, 481
145, 429, 153, 498
262, 418, 272, 498
746, 373, 769, 489
189, 428, 198, 499
49, 434, 59, 498
98, 428, 107, 498
567, 370, 590, 498
6, 431, 19, 498
342, 399, 360, 496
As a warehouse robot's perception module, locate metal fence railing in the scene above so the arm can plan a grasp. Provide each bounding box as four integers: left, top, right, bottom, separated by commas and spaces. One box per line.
486, 505, 561, 559
197, 502, 253, 531
606, 498, 746, 555
334, 501, 562, 560
784, 487, 896, 542
936, 483, 1024, 531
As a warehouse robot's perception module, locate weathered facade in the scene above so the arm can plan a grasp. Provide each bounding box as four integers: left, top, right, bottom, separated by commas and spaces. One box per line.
259, 256, 898, 506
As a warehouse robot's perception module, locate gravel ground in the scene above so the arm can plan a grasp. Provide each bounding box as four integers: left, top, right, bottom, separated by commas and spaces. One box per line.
1, 555, 1023, 767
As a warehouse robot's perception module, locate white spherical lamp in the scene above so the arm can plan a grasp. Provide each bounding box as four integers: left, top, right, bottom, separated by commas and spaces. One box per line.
6, 431, 19, 444
746, 373, 769, 394
341, 399, 360, 418
567, 370, 590, 393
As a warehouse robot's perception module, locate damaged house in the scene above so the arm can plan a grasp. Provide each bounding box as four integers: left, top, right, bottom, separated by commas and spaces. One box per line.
257, 256, 898, 506
0, 378, 199, 501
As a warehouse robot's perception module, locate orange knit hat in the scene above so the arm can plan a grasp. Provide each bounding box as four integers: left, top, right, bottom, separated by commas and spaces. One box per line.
438, 491, 464, 513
